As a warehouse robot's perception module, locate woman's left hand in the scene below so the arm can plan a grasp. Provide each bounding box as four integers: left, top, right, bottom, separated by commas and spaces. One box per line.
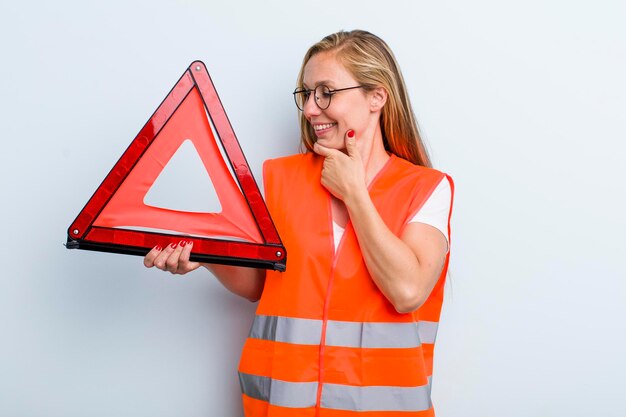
313, 129, 367, 201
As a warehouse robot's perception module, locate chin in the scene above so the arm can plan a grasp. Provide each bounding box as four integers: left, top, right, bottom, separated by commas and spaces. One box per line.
315, 136, 344, 150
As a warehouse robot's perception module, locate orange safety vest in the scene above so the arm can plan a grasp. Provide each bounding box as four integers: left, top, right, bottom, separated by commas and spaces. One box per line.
238, 152, 454, 417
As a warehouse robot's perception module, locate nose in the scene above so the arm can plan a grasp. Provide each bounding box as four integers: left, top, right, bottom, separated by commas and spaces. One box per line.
303, 93, 321, 119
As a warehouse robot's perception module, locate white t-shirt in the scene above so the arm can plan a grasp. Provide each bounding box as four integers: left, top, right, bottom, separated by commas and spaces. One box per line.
332, 177, 451, 250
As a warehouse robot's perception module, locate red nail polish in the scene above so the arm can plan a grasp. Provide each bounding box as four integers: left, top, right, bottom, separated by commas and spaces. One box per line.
155, 245, 162, 251
347, 130, 355, 138
180, 241, 186, 247
170, 243, 177, 249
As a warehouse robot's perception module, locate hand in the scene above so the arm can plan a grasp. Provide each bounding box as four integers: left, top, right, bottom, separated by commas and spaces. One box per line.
312, 129, 366, 201
143, 240, 201, 275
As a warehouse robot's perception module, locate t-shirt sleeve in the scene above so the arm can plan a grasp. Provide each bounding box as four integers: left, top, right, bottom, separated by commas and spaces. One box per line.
409, 177, 452, 246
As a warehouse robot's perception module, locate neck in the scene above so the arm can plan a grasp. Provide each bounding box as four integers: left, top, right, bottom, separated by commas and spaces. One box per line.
358, 125, 390, 185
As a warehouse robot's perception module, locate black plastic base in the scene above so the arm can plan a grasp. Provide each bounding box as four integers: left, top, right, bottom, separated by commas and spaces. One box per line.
65, 238, 286, 272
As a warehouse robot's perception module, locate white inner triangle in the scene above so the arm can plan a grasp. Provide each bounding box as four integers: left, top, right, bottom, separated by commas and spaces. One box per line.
143, 139, 222, 213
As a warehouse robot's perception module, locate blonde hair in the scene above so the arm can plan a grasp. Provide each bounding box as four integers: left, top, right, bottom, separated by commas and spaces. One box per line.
296, 30, 431, 167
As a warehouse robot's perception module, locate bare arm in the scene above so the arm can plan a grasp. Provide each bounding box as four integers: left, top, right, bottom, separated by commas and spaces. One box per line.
314, 133, 448, 313
202, 263, 266, 302
343, 188, 447, 313
144, 241, 266, 302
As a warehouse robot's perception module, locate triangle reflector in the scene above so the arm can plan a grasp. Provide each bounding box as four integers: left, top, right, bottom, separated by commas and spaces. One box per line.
66, 61, 286, 271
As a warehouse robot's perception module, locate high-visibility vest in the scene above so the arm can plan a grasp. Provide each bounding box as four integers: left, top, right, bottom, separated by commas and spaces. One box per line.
238, 152, 454, 417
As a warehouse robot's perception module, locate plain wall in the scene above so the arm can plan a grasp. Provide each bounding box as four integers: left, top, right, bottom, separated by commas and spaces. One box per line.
1, 0, 624, 416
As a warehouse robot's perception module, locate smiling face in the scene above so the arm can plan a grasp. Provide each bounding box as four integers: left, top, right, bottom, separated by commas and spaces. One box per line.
301, 51, 381, 150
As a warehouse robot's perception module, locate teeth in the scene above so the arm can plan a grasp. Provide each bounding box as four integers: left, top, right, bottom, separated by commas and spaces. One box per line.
314, 123, 336, 131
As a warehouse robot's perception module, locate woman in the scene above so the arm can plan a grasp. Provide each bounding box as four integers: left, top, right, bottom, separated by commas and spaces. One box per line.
145, 30, 453, 416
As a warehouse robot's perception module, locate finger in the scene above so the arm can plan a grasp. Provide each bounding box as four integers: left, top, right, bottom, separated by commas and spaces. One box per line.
178, 241, 201, 273
153, 242, 177, 270
165, 242, 186, 274
344, 129, 358, 157
313, 142, 334, 157
143, 245, 163, 268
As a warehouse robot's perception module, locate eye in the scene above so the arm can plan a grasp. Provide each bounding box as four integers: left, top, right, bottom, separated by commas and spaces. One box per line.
319, 85, 333, 98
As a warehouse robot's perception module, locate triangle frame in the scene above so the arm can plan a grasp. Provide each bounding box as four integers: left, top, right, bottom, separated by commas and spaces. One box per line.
66, 61, 286, 271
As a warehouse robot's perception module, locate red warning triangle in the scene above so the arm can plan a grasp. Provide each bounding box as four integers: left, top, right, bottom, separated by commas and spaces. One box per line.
66, 61, 286, 271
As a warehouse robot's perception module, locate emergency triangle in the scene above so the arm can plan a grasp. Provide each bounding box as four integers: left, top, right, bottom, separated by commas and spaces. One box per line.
66, 61, 286, 271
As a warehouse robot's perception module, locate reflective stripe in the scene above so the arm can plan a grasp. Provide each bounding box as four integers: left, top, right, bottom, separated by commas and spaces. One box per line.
326, 321, 421, 348
240, 372, 432, 412
249, 315, 438, 347
418, 320, 439, 344
321, 380, 432, 412
239, 372, 318, 408
248, 314, 278, 341
249, 315, 322, 345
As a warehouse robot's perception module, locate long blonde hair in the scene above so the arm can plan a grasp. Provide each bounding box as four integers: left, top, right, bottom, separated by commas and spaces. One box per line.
296, 30, 431, 167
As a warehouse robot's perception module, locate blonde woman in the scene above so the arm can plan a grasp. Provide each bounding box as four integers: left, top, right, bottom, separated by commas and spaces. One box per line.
145, 30, 454, 416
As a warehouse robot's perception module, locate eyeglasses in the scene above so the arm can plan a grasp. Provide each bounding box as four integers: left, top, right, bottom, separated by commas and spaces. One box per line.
293, 84, 365, 111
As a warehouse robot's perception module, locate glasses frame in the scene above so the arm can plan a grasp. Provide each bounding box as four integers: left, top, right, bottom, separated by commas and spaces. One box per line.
292, 85, 365, 111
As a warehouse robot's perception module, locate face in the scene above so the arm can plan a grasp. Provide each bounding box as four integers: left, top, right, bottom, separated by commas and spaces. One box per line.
301, 52, 379, 150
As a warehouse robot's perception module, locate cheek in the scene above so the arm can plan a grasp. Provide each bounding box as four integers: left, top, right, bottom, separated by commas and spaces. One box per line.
344, 100, 371, 123
331, 105, 360, 126
342, 111, 370, 131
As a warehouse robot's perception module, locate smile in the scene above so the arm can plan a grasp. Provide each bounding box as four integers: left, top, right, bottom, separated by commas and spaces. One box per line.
313, 123, 337, 131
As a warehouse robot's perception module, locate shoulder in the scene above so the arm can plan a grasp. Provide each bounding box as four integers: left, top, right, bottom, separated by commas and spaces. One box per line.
401, 156, 448, 175
263, 152, 326, 182
413, 177, 452, 220
263, 152, 317, 174
262, 152, 322, 196
386, 155, 451, 188
265, 152, 315, 166
408, 176, 453, 246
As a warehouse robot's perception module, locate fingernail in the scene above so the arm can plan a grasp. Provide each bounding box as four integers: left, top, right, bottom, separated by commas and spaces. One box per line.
347, 130, 355, 138
155, 245, 162, 251
170, 243, 177, 249
180, 240, 186, 247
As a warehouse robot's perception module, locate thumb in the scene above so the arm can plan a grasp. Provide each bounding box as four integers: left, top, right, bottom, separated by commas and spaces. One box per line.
313, 141, 333, 157
345, 129, 358, 157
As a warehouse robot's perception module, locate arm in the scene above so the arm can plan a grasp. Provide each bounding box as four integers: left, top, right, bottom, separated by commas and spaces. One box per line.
203, 263, 266, 302
314, 133, 448, 313
344, 188, 448, 313
144, 241, 266, 302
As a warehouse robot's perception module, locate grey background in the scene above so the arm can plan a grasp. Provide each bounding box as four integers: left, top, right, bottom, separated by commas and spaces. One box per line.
1, 0, 625, 416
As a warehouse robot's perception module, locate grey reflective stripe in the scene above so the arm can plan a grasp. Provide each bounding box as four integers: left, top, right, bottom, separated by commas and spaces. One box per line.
249, 315, 322, 345
239, 371, 270, 403
326, 321, 422, 348
239, 372, 318, 408
321, 381, 432, 412
249, 315, 438, 348
249, 315, 278, 341
326, 320, 438, 347
418, 320, 439, 344
240, 372, 433, 412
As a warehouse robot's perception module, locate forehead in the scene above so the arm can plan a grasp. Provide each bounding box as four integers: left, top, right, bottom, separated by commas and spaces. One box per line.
302, 52, 356, 87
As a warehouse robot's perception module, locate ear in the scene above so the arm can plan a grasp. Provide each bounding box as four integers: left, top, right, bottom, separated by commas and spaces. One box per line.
369, 87, 388, 112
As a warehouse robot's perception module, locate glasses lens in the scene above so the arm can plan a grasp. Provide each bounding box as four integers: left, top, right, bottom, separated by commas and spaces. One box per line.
315, 85, 331, 110
293, 88, 309, 111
